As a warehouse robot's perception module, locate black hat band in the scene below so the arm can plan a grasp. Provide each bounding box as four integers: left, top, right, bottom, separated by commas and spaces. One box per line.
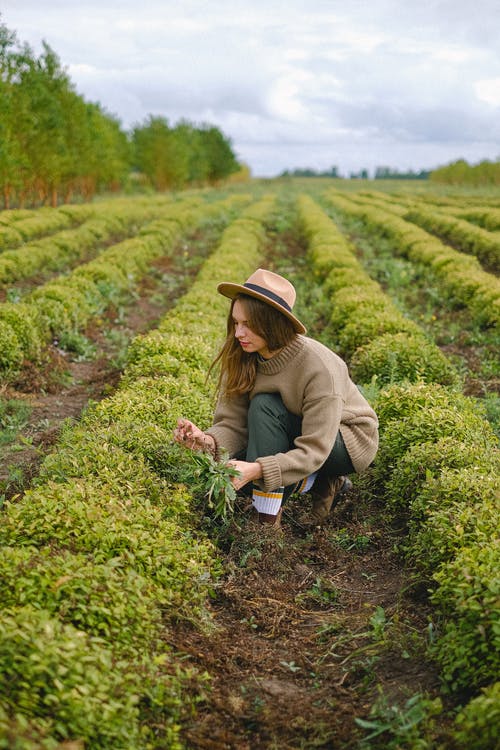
243, 282, 293, 312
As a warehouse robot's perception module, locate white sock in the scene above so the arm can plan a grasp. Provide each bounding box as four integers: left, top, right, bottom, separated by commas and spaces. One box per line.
252, 487, 284, 515
295, 472, 318, 494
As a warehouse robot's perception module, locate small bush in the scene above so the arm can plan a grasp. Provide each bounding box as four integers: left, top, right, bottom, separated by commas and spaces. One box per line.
453, 681, 500, 750
407, 469, 499, 572
0, 546, 163, 655
0, 607, 144, 749
385, 437, 499, 512
430, 543, 500, 690
350, 332, 459, 386
0, 322, 22, 372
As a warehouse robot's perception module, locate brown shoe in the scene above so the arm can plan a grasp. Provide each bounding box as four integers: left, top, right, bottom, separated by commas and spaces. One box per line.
258, 508, 283, 528
310, 475, 352, 524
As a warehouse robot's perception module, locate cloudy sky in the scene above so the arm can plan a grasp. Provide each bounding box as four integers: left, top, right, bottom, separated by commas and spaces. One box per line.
2, 0, 500, 177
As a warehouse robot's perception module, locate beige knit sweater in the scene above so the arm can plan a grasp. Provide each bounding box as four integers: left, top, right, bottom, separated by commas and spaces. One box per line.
206, 335, 379, 492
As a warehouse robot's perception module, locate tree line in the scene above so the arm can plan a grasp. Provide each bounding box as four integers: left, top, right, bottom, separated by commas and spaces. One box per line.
429, 158, 500, 187
280, 165, 430, 180
0, 20, 241, 208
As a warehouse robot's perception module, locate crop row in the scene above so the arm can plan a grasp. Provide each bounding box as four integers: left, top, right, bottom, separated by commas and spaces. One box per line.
297, 194, 458, 387
0, 195, 176, 285
404, 203, 500, 273
0, 195, 275, 748
0, 194, 249, 379
0, 203, 97, 251
326, 191, 500, 328
453, 206, 500, 231
298, 194, 499, 748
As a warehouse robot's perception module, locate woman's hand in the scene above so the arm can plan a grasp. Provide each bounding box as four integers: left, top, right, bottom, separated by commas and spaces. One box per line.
226, 460, 262, 491
173, 418, 215, 454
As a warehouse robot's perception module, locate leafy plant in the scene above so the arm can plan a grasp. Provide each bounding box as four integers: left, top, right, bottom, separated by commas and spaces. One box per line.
182, 448, 240, 519
355, 691, 443, 749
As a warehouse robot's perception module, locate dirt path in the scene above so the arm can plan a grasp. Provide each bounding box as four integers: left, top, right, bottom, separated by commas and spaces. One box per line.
174, 493, 441, 749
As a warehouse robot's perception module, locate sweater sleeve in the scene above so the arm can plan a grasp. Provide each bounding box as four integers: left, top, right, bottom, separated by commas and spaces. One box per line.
205, 392, 249, 458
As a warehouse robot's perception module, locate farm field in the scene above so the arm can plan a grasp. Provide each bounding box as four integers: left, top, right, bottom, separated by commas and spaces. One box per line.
0, 179, 499, 749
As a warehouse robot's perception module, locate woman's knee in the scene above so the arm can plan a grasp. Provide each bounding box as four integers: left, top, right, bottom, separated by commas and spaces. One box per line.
248, 392, 286, 420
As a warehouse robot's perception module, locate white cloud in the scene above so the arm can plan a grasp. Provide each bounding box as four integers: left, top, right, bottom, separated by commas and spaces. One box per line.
1, 0, 500, 176
475, 77, 500, 106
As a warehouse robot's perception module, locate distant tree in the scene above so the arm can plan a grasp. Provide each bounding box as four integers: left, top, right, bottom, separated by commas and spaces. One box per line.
430, 158, 500, 186
197, 124, 239, 183
0, 18, 131, 206
349, 169, 369, 179
278, 165, 343, 178
374, 166, 429, 180
132, 116, 190, 190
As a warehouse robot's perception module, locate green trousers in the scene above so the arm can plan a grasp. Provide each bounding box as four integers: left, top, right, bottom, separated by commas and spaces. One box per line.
245, 392, 354, 499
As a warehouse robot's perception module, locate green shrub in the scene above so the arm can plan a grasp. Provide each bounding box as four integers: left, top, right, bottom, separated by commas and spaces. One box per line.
375, 407, 494, 483
385, 437, 500, 512
453, 681, 500, 749
0, 304, 43, 361
329, 290, 390, 331
0, 607, 145, 749
373, 382, 483, 428
337, 308, 421, 356
430, 543, 500, 690
0, 321, 23, 372
0, 702, 60, 749
350, 332, 459, 386
0, 225, 22, 250
30, 283, 92, 333
0, 477, 217, 615
407, 469, 499, 572
0, 547, 162, 655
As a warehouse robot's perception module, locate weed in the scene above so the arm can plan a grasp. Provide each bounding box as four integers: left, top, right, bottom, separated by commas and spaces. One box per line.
0, 398, 32, 446
355, 690, 443, 749
297, 576, 341, 607
328, 528, 373, 553
57, 330, 96, 359
178, 447, 240, 520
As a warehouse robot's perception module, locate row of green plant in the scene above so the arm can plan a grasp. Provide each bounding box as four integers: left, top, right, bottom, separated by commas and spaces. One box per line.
297, 193, 458, 388
0, 195, 274, 748
0, 194, 247, 379
298, 194, 499, 749
348, 190, 409, 216
326, 191, 500, 328
449, 206, 500, 231
0, 195, 174, 285
403, 203, 500, 274
0, 203, 94, 251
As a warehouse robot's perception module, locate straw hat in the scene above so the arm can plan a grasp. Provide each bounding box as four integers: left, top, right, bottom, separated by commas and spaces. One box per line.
217, 268, 306, 334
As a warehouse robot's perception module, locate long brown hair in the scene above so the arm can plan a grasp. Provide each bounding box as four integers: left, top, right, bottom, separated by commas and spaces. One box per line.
209, 294, 297, 397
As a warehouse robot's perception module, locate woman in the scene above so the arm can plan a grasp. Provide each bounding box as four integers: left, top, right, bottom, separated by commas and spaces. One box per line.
173, 268, 379, 528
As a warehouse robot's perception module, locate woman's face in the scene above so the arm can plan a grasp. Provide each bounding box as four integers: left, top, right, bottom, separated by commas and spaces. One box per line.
232, 299, 272, 358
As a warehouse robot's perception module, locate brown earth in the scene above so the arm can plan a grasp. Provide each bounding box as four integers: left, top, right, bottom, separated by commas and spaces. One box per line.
171, 492, 444, 750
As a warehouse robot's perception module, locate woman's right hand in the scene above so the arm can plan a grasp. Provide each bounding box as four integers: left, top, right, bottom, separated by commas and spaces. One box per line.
173, 418, 215, 454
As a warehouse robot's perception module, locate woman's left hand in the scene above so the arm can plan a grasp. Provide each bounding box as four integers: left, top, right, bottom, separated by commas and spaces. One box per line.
226, 460, 262, 491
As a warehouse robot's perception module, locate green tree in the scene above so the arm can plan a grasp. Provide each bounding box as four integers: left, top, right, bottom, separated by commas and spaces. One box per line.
132, 116, 189, 190
197, 124, 239, 183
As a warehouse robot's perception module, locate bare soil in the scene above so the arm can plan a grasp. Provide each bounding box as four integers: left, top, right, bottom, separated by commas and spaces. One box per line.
173, 493, 443, 749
